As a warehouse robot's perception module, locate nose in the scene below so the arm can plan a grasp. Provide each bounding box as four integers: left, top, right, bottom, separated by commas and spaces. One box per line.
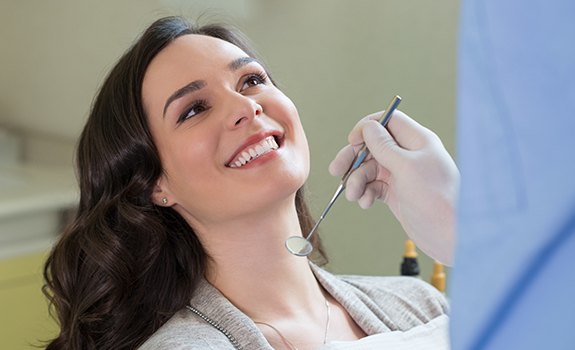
226, 93, 263, 129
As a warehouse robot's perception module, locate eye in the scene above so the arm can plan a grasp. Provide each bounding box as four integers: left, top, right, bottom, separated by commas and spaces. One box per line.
178, 99, 210, 124
240, 72, 268, 91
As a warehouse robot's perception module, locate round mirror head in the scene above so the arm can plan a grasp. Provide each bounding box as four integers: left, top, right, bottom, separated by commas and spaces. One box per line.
285, 236, 313, 256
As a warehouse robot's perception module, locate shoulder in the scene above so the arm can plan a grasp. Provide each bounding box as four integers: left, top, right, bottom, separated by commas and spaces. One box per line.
138, 309, 235, 350
312, 264, 449, 330
340, 274, 448, 322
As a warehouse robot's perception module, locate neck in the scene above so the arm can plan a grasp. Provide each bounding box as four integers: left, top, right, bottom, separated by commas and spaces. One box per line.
197, 196, 325, 321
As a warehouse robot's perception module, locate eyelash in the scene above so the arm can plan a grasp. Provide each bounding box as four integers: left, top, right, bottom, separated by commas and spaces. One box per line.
177, 71, 269, 124
241, 71, 269, 89
178, 99, 209, 124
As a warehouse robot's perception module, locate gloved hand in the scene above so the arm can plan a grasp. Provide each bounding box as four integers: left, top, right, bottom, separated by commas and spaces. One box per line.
329, 110, 459, 265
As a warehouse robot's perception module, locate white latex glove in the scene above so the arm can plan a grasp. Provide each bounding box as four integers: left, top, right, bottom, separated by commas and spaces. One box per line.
329, 110, 459, 266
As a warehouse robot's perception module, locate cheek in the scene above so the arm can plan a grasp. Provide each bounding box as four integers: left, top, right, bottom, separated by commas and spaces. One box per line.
299, 129, 311, 180
274, 94, 311, 179
275, 90, 299, 118
281, 96, 309, 156
159, 131, 219, 194
267, 90, 305, 138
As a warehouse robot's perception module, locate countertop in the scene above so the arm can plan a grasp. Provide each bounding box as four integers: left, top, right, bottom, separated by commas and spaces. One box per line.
0, 164, 77, 219
0, 164, 77, 259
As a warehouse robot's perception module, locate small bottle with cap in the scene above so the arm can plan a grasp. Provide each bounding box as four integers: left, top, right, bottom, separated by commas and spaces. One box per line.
400, 239, 420, 277
431, 261, 446, 293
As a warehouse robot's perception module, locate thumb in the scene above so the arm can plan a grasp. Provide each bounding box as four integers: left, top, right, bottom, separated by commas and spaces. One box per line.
362, 120, 404, 170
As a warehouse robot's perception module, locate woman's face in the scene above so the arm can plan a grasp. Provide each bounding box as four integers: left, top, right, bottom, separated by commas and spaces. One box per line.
142, 34, 309, 229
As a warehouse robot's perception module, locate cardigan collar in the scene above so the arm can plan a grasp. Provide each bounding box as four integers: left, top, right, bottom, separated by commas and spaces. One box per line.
187, 264, 393, 349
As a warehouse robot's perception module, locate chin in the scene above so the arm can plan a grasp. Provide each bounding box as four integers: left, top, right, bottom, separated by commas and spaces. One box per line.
244, 172, 306, 213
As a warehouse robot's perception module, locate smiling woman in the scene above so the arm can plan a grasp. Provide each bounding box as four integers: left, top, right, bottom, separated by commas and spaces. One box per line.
143, 33, 309, 229
43, 16, 455, 350
42, 17, 323, 350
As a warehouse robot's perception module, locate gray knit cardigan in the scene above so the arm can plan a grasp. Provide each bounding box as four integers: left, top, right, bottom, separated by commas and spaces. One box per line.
139, 264, 448, 349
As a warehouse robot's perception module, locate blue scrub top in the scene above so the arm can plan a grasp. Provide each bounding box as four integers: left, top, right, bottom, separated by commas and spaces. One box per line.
452, 1, 575, 349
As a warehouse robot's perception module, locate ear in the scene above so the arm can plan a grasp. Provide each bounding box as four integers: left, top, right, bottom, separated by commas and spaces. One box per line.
151, 174, 174, 207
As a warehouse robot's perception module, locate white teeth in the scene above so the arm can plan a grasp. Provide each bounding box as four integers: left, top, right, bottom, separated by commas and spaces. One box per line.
228, 136, 280, 168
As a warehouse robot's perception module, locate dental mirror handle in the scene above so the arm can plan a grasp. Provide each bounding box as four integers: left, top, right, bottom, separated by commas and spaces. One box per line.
302, 95, 402, 245
340, 95, 402, 184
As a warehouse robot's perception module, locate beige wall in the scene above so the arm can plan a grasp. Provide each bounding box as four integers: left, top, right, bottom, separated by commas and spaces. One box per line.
0, 0, 459, 277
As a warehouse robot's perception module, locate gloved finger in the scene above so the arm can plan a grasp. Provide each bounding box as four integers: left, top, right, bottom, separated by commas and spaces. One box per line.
349, 110, 436, 151
328, 144, 355, 177
328, 142, 366, 177
357, 184, 377, 209
344, 159, 379, 201
358, 181, 389, 209
331, 110, 423, 178
360, 120, 406, 173
347, 111, 385, 146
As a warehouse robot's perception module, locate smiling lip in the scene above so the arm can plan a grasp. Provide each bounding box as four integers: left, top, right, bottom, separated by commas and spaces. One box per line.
225, 131, 283, 167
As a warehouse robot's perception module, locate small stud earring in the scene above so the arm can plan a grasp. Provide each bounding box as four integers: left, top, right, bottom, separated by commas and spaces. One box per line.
161, 197, 168, 205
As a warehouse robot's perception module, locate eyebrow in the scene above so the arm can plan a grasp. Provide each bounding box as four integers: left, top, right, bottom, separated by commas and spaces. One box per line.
162, 56, 260, 118
228, 56, 259, 71
162, 80, 206, 117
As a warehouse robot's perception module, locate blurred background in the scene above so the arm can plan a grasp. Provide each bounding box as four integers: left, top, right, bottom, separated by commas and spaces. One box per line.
0, 0, 458, 347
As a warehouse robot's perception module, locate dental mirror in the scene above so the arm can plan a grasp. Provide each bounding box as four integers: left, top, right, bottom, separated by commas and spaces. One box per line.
285, 95, 402, 257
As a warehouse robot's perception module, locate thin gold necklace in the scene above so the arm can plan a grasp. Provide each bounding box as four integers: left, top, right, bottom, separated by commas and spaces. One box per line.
254, 296, 331, 350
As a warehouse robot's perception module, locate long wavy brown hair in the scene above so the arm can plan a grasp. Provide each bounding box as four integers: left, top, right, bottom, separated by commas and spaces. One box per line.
43, 16, 326, 350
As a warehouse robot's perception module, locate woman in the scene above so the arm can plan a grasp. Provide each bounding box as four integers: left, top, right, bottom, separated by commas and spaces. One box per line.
44, 16, 458, 350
